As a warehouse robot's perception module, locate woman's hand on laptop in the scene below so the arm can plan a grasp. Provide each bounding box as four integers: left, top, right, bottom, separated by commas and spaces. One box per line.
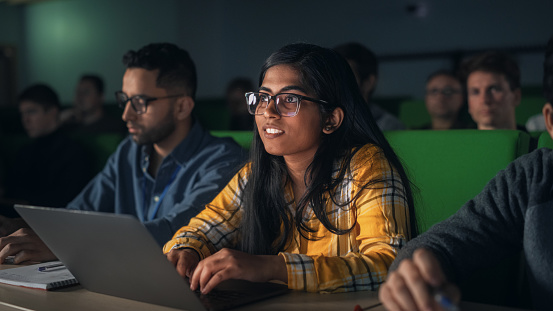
188, 248, 287, 295
0, 228, 57, 264
166, 248, 200, 278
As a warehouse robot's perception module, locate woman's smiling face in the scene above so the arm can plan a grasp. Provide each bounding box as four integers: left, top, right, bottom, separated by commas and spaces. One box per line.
256, 64, 324, 161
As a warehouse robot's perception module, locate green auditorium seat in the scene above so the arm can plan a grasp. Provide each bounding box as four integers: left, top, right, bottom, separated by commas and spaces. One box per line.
397, 99, 430, 129
537, 131, 553, 149
211, 131, 253, 150
516, 96, 545, 125
70, 133, 126, 174
194, 99, 230, 131
384, 129, 529, 232
384, 129, 531, 308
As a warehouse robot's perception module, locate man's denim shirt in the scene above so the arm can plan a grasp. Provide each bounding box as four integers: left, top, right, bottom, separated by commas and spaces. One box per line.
67, 121, 246, 245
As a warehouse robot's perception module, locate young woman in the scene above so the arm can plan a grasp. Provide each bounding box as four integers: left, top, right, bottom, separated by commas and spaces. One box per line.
164, 43, 417, 294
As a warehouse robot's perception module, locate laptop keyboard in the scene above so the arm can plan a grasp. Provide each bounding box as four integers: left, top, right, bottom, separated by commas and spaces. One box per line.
195, 288, 249, 310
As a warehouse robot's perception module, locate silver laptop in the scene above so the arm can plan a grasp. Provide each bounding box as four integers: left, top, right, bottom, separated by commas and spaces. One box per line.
14, 205, 289, 311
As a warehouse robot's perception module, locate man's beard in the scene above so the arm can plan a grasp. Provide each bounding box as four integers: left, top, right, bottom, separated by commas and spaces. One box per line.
131, 110, 176, 145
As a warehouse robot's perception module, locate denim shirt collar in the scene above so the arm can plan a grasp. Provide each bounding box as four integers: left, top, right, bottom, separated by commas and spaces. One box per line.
140, 120, 207, 173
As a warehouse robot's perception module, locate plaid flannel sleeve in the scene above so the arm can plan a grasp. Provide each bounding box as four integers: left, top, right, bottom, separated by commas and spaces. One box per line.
163, 167, 247, 258
280, 146, 410, 293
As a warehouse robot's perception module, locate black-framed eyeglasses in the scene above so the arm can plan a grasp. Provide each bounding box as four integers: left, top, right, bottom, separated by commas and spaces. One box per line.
115, 91, 184, 115
245, 92, 328, 117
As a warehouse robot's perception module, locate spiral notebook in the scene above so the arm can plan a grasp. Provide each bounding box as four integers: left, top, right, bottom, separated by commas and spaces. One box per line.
0, 261, 78, 290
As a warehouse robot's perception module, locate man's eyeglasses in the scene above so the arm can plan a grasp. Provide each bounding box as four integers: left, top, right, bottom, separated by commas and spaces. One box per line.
115, 91, 183, 115
426, 88, 462, 97
245, 92, 328, 117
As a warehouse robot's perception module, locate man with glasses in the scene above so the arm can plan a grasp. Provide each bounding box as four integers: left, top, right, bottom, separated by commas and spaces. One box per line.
420, 70, 470, 130
0, 43, 245, 264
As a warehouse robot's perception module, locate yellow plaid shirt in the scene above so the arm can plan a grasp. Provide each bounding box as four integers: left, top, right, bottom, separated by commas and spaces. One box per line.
163, 144, 411, 293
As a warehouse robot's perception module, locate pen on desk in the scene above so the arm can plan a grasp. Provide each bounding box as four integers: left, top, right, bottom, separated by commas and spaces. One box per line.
38, 263, 65, 272
434, 290, 459, 311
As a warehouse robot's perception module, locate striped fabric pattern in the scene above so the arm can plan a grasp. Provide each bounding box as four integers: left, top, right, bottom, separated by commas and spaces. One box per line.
163, 144, 410, 293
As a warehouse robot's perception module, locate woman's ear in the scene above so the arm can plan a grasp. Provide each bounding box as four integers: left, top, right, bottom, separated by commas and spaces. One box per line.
174, 96, 195, 121
323, 107, 344, 134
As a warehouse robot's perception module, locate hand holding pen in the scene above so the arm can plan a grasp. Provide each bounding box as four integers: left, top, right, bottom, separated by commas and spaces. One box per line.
378, 248, 460, 311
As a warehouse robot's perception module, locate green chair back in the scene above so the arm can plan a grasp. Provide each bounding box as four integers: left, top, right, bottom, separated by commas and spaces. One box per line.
71, 133, 126, 174
516, 96, 545, 125
385, 129, 529, 232
211, 131, 253, 150
398, 99, 430, 129
194, 98, 230, 131
537, 131, 553, 149
385, 129, 531, 307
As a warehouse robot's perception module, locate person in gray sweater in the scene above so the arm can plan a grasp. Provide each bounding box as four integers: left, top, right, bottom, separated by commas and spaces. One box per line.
379, 37, 553, 311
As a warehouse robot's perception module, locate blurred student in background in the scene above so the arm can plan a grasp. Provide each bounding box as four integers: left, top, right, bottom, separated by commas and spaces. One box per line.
61, 74, 126, 134
420, 70, 471, 130
379, 37, 553, 311
165, 43, 416, 294
0, 84, 92, 234
334, 42, 406, 131
461, 51, 524, 131
226, 77, 254, 131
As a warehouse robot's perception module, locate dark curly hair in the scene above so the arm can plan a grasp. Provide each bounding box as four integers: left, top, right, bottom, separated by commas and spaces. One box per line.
460, 51, 520, 91
122, 43, 197, 99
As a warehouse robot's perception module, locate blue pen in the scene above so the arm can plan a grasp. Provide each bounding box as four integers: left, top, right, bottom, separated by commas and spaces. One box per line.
434, 290, 459, 311
38, 263, 65, 272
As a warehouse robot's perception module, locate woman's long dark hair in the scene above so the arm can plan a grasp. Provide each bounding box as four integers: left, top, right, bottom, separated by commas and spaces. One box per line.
238, 43, 417, 255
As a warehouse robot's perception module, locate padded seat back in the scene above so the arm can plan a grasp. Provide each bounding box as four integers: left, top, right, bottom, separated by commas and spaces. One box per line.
398, 99, 430, 129
384, 129, 530, 232
70, 133, 126, 174
211, 131, 253, 150
537, 131, 553, 149
385, 129, 531, 307
516, 96, 546, 125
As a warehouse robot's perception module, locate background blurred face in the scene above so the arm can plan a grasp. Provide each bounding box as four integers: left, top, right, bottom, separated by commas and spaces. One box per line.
346, 60, 374, 103
74, 79, 103, 113
19, 101, 58, 138
467, 70, 520, 129
227, 87, 249, 116
121, 68, 177, 145
425, 74, 463, 119
255, 64, 323, 160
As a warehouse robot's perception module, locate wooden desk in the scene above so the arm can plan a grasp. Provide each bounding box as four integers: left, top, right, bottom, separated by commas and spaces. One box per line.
0, 282, 379, 311
0, 265, 530, 311
0, 263, 379, 311
368, 302, 530, 311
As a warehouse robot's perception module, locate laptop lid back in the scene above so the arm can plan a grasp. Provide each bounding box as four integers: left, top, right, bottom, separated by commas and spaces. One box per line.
15, 205, 205, 311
